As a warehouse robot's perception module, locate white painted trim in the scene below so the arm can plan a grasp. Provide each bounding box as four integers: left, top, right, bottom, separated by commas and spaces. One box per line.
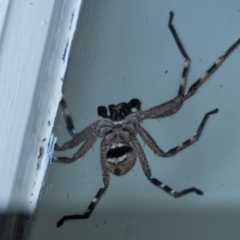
0, 0, 82, 238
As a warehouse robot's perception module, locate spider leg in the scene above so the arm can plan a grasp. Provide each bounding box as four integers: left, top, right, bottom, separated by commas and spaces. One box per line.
169, 11, 190, 97
138, 108, 218, 157
54, 120, 100, 151
142, 96, 184, 119
142, 11, 190, 119
53, 135, 97, 163
131, 136, 203, 197
56, 139, 110, 227
185, 37, 240, 100
142, 12, 240, 120
59, 97, 76, 137
54, 97, 79, 150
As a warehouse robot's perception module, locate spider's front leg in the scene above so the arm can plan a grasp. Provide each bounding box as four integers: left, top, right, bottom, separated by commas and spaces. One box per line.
131, 136, 203, 197
138, 108, 218, 157
185, 36, 240, 100
142, 12, 240, 120
142, 11, 190, 119
56, 139, 110, 227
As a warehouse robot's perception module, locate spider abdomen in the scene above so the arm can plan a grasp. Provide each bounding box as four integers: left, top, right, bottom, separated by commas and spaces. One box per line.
105, 143, 136, 176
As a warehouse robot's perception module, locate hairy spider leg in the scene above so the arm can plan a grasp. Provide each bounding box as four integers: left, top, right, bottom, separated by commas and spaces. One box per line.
185, 37, 240, 100
131, 136, 203, 197
56, 185, 108, 227
171, 10, 240, 103
142, 12, 240, 119
56, 139, 110, 227
138, 108, 218, 157
54, 102, 101, 162
53, 135, 97, 163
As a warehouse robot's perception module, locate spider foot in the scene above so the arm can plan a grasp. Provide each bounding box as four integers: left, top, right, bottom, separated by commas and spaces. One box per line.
56, 218, 65, 228
56, 214, 89, 228
174, 187, 203, 198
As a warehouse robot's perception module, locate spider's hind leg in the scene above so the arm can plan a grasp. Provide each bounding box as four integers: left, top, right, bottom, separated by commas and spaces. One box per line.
148, 176, 203, 198
131, 136, 203, 198
56, 139, 110, 227
56, 183, 108, 227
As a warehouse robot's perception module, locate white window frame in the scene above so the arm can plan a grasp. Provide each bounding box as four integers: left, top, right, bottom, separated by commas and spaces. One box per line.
0, 0, 82, 238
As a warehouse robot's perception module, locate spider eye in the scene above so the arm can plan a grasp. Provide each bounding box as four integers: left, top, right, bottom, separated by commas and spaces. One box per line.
128, 98, 141, 111
108, 103, 129, 121
98, 106, 108, 118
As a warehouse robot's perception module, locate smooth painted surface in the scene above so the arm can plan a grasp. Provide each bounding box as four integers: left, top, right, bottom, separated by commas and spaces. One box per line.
31, 1, 240, 240
0, 0, 82, 239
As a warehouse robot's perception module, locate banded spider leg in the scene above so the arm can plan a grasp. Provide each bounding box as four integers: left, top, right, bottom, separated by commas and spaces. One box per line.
141, 12, 240, 119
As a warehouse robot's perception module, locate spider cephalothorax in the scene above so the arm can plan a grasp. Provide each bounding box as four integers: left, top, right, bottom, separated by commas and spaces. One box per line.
97, 99, 142, 176
53, 11, 240, 228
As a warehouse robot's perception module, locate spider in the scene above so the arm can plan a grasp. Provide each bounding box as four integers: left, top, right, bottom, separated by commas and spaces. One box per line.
53, 11, 240, 227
